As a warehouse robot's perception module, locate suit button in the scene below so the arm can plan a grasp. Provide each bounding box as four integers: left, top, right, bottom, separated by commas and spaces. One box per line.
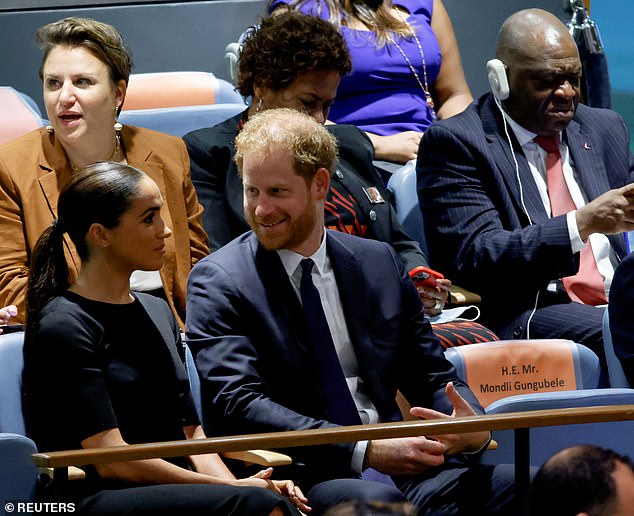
513, 326, 523, 338
369, 210, 377, 221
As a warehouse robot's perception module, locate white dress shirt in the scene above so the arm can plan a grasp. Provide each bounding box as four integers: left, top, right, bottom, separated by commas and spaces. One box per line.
505, 115, 615, 298
277, 236, 377, 472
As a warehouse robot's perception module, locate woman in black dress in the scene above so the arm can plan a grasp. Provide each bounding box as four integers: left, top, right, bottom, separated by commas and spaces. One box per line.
22, 161, 308, 515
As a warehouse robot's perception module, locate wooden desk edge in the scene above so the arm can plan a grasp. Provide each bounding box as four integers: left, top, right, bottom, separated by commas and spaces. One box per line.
32, 404, 634, 469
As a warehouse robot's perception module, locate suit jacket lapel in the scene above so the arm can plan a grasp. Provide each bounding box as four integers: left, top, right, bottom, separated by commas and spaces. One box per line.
566, 121, 627, 258
325, 232, 385, 404
37, 132, 81, 272
481, 96, 548, 225
566, 120, 611, 202
252, 236, 314, 362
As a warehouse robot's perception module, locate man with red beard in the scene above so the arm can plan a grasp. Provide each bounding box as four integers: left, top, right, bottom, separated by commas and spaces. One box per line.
417, 9, 634, 367
186, 108, 517, 515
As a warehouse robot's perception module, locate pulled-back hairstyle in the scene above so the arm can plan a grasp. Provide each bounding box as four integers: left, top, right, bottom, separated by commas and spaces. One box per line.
235, 108, 338, 182
237, 11, 351, 98
279, 0, 414, 47
36, 17, 133, 90
26, 162, 144, 327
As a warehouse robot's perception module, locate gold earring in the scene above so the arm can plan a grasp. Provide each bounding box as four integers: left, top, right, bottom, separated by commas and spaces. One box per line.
45, 125, 54, 133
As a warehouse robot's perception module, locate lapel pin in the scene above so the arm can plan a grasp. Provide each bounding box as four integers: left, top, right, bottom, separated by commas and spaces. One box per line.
362, 186, 385, 204
584, 142, 590, 150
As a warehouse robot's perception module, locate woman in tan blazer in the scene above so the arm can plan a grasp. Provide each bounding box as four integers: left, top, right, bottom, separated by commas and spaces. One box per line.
0, 17, 209, 327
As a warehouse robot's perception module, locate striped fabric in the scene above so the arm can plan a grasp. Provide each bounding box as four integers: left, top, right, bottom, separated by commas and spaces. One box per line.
432, 321, 499, 349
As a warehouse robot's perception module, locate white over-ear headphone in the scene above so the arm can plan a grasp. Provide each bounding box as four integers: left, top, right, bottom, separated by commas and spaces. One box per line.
486, 59, 510, 101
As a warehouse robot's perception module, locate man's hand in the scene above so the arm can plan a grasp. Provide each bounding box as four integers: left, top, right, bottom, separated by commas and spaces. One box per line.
410, 382, 490, 456
366, 436, 446, 476
576, 183, 634, 241
417, 278, 451, 316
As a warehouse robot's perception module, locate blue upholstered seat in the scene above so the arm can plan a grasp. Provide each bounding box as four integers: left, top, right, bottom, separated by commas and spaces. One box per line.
444, 339, 602, 402
118, 103, 246, 138
481, 388, 634, 466
386, 161, 427, 255
118, 70, 246, 137
0, 332, 39, 506
602, 309, 630, 388
443, 338, 634, 466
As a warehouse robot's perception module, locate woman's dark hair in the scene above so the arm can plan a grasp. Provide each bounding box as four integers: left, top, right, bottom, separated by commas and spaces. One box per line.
237, 11, 352, 98
26, 162, 145, 327
36, 17, 133, 93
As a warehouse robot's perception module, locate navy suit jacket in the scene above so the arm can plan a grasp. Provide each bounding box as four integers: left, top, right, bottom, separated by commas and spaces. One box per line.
608, 253, 634, 384
186, 230, 480, 481
417, 93, 634, 334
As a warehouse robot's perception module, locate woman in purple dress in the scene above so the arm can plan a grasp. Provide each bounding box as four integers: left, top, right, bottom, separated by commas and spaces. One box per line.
270, 0, 472, 164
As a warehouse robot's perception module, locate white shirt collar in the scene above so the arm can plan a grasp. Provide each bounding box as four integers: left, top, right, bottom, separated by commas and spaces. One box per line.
502, 111, 562, 149
277, 232, 328, 279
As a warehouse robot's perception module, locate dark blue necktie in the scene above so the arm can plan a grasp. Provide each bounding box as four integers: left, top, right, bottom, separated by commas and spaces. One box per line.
299, 258, 361, 426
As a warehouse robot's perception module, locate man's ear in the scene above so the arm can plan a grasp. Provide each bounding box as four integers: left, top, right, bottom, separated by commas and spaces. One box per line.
312, 167, 331, 200
87, 223, 111, 248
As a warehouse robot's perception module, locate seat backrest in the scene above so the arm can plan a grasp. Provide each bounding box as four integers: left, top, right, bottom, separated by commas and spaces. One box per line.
603, 309, 630, 388
0, 433, 38, 505
0, 332, 47, 504
386, 161, 428, 255
444, 339, 601, 408
0, 87, 44, 145
123, 71, 243, 110
0, 331, 27, 435
118, 103, 246, 138
225, 26, 257, 86
481, 388, 634, 466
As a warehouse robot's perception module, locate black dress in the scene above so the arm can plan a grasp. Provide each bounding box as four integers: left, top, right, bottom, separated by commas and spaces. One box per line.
23, 291, 298, 515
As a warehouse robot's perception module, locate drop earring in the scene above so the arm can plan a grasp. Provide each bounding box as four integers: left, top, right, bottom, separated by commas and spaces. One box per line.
256, 98, 263, 112
45, 125, 54, 133
114, 105, 122, 132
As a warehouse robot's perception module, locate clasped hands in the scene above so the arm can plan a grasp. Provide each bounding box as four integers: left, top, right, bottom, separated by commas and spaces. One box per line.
241, 467, 311, 513
416, 278, 451, 317
366, 382, 490, 476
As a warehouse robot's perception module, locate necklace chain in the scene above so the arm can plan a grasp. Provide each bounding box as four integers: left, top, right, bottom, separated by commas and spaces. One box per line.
387, 15, 437, 121
69, 131, 122, 174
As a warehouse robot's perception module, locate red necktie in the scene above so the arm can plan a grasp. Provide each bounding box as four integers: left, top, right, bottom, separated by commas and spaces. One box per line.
534, 135, 607, 305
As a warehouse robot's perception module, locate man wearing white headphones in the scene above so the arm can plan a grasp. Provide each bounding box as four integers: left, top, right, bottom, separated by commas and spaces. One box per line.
417, 8, 634, 371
